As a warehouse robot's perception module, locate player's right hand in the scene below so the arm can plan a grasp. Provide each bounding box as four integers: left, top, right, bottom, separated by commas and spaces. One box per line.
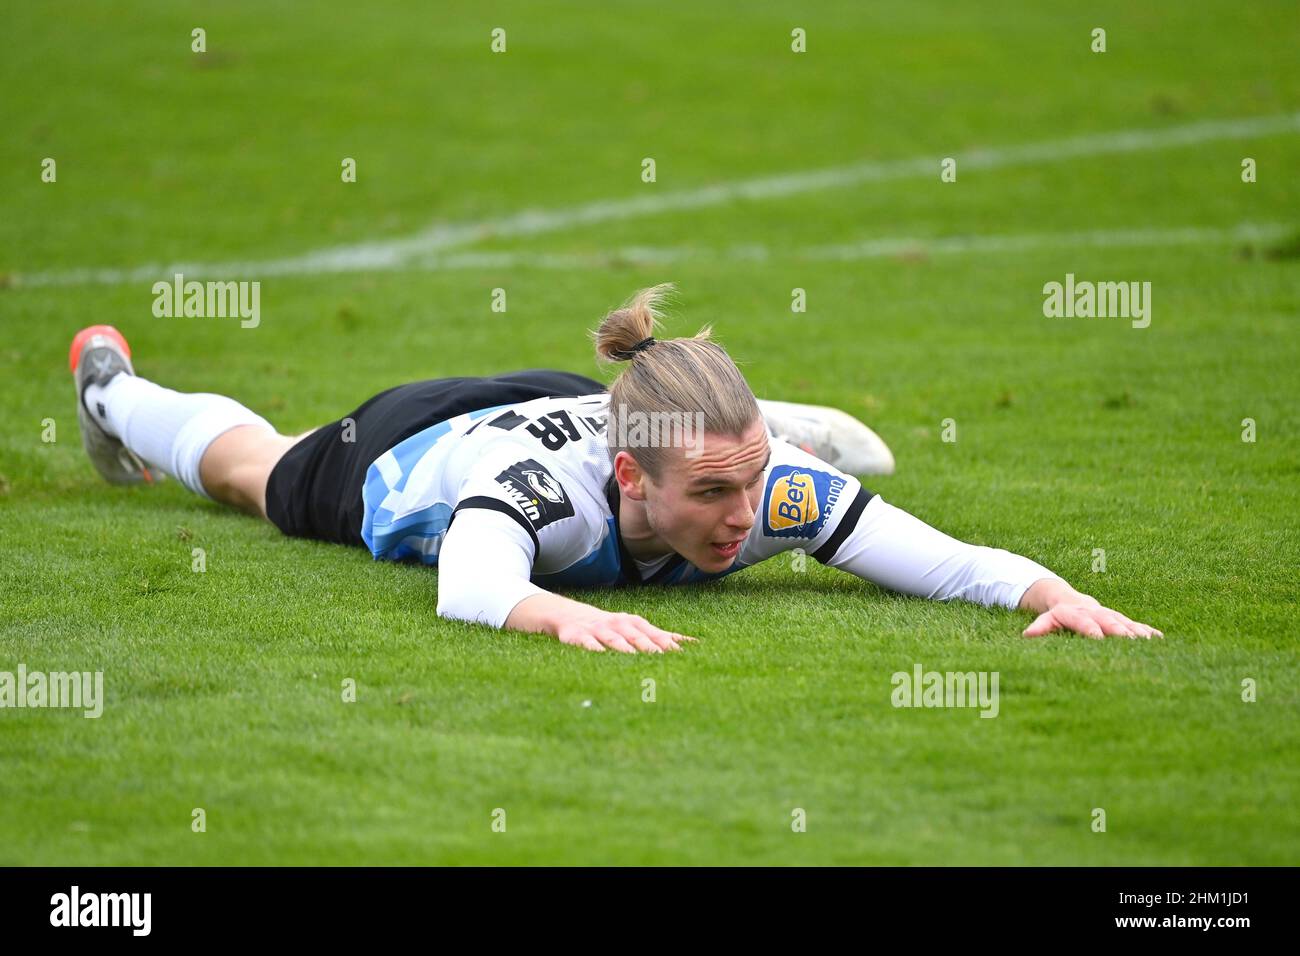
556, 610, 697, 654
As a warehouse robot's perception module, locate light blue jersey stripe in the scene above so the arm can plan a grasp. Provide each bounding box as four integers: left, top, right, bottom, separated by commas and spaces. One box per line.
361, 403, 512, 560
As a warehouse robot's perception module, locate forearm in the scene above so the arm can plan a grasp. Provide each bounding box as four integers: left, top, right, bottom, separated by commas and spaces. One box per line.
824, 497, 1064, 609
436, 508, 688, 652
436, 564, 544, 629
435, 509, 545, 629
437, 542, 613, 637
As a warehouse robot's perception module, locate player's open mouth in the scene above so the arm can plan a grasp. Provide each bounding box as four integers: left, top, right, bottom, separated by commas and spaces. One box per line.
711, 539, 742, 558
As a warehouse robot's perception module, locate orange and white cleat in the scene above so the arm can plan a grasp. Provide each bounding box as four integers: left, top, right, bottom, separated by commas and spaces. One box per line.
68, 325, 161, 485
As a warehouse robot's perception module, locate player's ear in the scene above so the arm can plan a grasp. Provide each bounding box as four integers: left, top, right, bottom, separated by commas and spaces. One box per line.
614, 450, 649, 501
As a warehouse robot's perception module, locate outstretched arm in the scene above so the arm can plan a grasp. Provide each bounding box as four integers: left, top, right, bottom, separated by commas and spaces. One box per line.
821, 495, 1162, 639
437, 508, 694, 653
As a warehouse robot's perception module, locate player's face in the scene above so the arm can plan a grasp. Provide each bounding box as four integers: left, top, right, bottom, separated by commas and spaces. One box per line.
642, 419, 771, 572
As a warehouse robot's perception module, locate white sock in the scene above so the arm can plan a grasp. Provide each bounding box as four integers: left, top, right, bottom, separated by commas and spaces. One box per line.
83, 375, 275, 499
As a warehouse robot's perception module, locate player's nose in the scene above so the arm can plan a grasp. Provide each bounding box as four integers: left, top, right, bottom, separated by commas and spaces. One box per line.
726, 494, 755, 531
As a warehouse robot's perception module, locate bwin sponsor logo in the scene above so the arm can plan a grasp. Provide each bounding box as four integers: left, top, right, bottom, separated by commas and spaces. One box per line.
498, 478, 542, 522
523, 469, 565, 504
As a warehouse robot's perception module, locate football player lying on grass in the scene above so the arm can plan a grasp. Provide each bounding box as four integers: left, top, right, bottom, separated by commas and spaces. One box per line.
68, 284, 1161, 653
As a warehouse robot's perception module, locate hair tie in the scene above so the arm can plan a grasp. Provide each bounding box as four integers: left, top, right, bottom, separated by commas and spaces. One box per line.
612, 336, 656, 360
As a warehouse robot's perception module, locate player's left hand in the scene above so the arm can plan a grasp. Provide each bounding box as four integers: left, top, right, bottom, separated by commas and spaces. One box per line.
1019, 579, 1163, 639
1023, 600, 1163, 639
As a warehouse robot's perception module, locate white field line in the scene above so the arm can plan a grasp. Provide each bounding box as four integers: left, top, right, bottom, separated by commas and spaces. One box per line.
11, 112, 1300, 288
803, 222, 1294, 261
408, 223, 1291, 270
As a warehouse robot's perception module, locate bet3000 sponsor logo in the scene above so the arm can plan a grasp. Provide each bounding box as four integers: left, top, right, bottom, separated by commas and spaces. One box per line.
762, 465, 845, 539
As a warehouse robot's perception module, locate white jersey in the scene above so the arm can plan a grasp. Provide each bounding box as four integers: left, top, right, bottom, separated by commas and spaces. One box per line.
361, 391, 1063, 629
361, 391, 868, 588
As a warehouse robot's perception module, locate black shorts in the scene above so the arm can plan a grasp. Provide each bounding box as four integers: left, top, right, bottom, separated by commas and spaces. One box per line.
265, 369, 606, 547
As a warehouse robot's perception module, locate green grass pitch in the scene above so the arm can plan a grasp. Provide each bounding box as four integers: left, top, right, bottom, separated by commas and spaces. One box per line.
0, 1, 1297, 865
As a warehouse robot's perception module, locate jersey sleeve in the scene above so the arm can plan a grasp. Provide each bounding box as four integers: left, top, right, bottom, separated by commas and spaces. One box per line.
746, 438, 1062, 608
436, 506, 545, 628
819, 496, 1063, 609
740, 436, 877, 567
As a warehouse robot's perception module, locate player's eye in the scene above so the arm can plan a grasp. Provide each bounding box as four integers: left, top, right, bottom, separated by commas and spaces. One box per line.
700, 476, 759, 498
